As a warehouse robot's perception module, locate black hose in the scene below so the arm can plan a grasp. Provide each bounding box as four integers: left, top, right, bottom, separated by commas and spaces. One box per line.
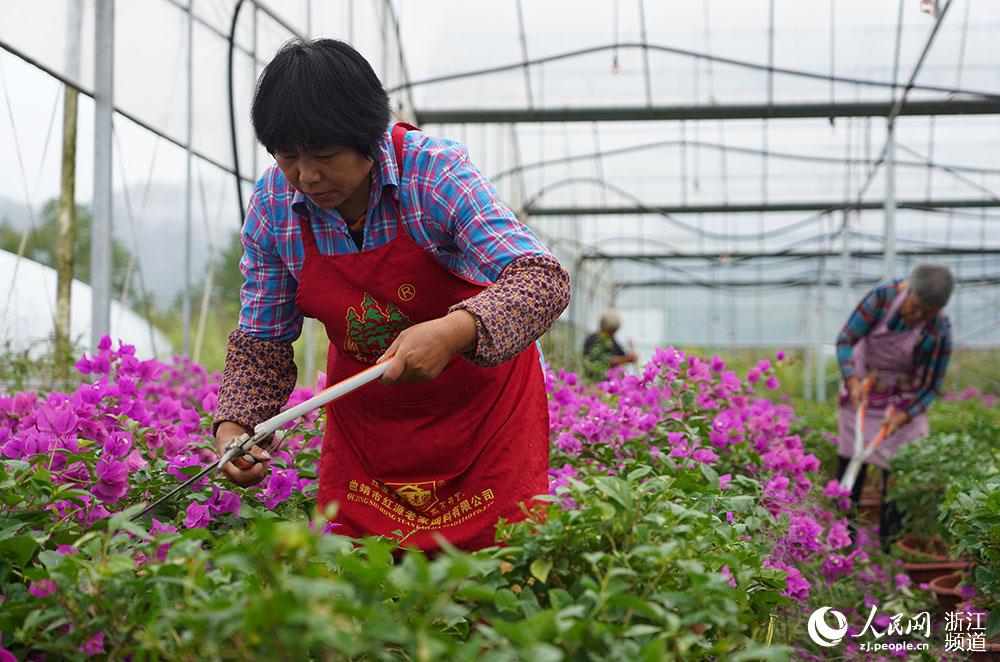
228, 0, 247, 224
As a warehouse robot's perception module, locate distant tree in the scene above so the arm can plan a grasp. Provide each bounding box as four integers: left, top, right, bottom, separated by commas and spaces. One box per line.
168, 229, 244, 319
212, 230, 245, 317
0, 198, 134, 295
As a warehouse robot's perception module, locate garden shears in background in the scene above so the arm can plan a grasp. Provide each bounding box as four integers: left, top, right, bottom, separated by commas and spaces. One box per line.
131, 358, 395, 520
839, 375, 895, 492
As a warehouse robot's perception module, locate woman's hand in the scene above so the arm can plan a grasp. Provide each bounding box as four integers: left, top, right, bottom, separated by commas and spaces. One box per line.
214, 421, 271, 487
379, 310, 477, 384
885, 410, 911, 436
846, 376, 866, 410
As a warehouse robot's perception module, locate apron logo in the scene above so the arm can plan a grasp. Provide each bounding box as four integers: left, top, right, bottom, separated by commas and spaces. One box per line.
345, 292, 413, 363
385, 480, 440, 512
397, 283, 415, 301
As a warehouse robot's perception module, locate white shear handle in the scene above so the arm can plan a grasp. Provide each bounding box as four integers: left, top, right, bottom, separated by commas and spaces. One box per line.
227, 359, 394, 462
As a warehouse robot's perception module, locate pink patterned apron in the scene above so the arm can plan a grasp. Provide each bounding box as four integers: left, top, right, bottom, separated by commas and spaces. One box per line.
837, 285, 930, 470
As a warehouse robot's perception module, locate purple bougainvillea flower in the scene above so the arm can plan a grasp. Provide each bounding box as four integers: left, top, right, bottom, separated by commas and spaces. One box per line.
765, 375, 780, 390
766, 560, 810, 600
184, 501, 214, 529
720, 565, 737, 588
0, 636, 15, 662
28, 580, 56, 598
207, 487, 241, 518
691, 447, 719, 464
820, 553, 854, 583
894, 573, 912, 590
718, 474, 732, 490
746, 368, 761, 384
34, 403, 79, 441
826, 519, 852, 549
102, 432, 132, 459
260, 469, 298, 509
91, 459, 129, 504
775, 350, 785, 361
200, 391, 218, 414
822, 480, 853, 510
78, 631, 105, 655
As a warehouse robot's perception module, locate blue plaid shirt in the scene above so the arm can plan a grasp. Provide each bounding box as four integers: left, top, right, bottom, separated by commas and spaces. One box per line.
238, 129, 550, 342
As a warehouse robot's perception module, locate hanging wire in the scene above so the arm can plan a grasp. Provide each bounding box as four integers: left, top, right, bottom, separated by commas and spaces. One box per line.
521, 176, 846, 241
849, 0, 956, 211
514, 0, 534, 108
924, 116, 936, 242
227, 0, 248, 223
489, 138, 1000, 184
386, 41, 1000, 100
637, 0, 652, 104
611, 0, 621, 74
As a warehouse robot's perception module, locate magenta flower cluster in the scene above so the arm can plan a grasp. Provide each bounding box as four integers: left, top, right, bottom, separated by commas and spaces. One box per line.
544, 348, 881, 607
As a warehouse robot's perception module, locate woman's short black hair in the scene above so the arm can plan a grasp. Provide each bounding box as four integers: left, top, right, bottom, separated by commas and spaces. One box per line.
251, 38, 390, 159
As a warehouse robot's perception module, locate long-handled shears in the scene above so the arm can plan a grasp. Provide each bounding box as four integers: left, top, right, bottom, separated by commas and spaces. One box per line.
131, 359, 394, 520
839, 375, 894, 492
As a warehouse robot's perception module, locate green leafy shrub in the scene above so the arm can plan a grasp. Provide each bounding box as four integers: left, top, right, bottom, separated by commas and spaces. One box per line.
889, 433, 998, 545
940, 475, 1000, 637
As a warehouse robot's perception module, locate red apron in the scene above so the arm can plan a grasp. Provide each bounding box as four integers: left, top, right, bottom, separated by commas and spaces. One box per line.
293, 124, 549, 552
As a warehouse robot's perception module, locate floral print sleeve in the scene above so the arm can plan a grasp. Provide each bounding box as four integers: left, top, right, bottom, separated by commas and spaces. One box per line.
450, 253, 571, 367
213, 330, 297, 435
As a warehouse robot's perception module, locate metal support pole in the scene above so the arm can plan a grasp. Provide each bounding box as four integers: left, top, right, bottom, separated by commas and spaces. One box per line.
802, 286, 813, 401
55, 0, 82, 371
182, 1, 193, 356
90, 0, 114, 349
569, 252, 584, 368
816, 258, 828, 402
884, 119, 898, 277
841, 210, 852, 313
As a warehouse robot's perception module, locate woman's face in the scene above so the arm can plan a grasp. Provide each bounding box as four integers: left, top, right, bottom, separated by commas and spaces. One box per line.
900, 291, 940, 326
273, 146, 373, 210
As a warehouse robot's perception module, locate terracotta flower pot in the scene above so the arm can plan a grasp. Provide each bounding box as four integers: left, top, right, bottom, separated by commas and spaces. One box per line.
928, 572, 964, 612
897, 534, 950, 561
896, 535, 972, 585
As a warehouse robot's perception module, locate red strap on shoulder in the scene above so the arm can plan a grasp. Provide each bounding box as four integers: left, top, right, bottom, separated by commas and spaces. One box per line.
390, 122, 420, 180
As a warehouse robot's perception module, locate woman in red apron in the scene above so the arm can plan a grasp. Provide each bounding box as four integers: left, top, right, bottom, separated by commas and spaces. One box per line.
833, 264, 954, 547
211, 39, 568, 551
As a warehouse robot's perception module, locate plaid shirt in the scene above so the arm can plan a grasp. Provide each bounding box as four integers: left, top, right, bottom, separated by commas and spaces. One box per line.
836, 278, 952, 419
238, 128, 550, 342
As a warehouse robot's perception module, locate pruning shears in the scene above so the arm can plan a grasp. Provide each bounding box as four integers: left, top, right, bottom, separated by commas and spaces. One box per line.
132, 358, 395, 520
839, 375, 895, 492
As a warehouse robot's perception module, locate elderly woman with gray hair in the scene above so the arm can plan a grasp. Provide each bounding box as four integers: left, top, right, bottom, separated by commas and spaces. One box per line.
834, 263, 955, 544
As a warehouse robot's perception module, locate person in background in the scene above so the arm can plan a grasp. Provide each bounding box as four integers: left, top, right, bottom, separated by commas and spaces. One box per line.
582, 309, 638, 382
834, 263, 954, 548
211, 38, 570, 552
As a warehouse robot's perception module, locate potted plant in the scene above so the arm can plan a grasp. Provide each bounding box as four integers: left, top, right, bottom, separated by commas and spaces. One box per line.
889, 433, 992, 582
941, 474, 1000, 652
927, 572, 964, 612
